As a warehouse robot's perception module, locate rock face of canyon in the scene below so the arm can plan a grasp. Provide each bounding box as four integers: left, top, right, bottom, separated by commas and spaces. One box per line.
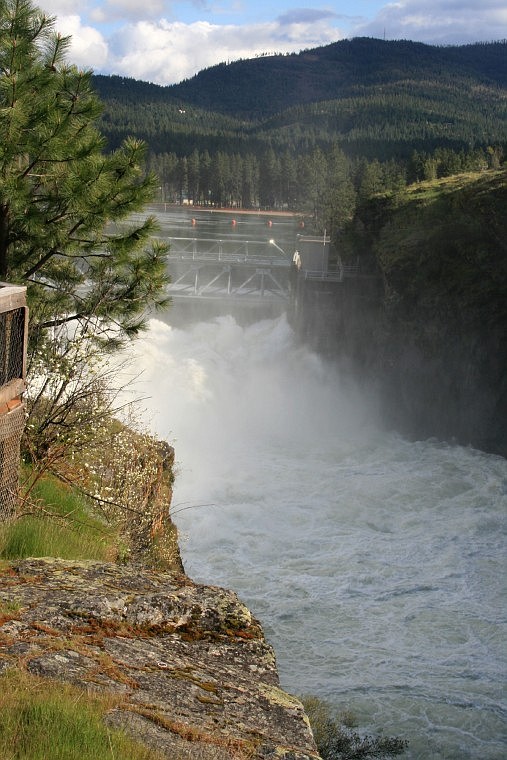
0, 557, 321, 759
294, 170, 507, 457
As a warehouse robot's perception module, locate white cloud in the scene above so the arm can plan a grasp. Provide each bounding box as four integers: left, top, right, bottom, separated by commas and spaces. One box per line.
105, 17, 342, 84
356, 0, 507, 44
39, 0, 90, 13
37, 1, 507, 85
275, 10, 343, 46
99, 0, 170, 22
53, 14, 109, 69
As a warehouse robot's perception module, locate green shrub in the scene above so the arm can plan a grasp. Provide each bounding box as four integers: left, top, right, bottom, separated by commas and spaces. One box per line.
302, 696, 408, 759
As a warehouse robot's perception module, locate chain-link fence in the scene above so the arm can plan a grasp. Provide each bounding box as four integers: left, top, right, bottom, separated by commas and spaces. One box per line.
0, 285, 28, 521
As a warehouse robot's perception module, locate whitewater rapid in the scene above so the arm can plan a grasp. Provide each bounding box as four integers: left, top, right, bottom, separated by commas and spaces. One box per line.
127, 313, 507, 759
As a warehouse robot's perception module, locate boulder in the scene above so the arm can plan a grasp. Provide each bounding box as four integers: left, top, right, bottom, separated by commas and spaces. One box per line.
0, 557, 320, 759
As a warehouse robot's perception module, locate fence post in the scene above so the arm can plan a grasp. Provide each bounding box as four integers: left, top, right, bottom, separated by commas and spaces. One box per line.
0, 283, 28, 521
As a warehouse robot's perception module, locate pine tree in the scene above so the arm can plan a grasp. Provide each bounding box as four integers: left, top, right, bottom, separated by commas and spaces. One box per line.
0, 0, 170, 347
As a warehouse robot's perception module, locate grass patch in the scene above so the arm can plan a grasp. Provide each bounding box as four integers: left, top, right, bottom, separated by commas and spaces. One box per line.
0, 670, 165, 760
0, 472, 119, 562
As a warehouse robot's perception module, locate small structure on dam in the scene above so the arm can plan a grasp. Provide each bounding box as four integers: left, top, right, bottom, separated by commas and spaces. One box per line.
288, 235, 382, 356
292, 235, 332, 274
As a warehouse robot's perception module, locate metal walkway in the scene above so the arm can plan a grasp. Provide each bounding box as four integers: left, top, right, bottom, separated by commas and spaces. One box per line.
163, 238, 361, 300
165, 236, 291, 300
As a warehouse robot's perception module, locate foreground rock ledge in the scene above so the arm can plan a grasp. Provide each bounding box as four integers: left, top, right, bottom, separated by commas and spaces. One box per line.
0, 558, 321, 760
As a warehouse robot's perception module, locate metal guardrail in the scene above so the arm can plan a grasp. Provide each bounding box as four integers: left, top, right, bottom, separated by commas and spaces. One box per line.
165, 237, 291, 267
301, 265, 360, 282
342, 265, 360, 277
302, 270, 343, 282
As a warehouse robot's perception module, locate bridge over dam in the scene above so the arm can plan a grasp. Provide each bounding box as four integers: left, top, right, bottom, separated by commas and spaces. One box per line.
164, 236, 292, 301
142, 207, 380, 352
163, 233, 360, 297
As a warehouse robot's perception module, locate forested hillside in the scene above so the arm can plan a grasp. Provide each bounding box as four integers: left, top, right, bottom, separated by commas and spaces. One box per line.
92, 38, 507, 229
166, 37, 507, 119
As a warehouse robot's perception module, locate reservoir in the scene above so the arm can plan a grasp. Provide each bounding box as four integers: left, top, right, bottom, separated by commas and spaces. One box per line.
128, 208, 507, 759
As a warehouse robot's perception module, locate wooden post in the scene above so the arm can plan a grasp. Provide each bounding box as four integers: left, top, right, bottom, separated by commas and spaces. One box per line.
0, 283, 28, 520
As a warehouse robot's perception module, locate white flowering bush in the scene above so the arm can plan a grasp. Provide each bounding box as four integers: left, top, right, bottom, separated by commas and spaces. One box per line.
21, 320, 179, 567
80, 414, 177, 563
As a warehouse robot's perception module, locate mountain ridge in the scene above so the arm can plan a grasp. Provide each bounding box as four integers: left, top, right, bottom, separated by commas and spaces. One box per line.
92, 37, 507, 121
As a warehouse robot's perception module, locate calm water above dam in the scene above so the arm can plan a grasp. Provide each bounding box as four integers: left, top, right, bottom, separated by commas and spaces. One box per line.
126, 209, 506, 759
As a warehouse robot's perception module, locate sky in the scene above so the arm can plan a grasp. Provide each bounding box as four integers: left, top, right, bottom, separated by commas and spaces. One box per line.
38, 1, 507, 86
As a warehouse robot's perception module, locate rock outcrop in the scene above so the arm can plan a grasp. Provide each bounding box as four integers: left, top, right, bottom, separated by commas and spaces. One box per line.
0, 557, 320, 759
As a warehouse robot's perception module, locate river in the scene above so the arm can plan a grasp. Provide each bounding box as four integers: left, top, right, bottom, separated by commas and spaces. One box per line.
126, 209, 506, 759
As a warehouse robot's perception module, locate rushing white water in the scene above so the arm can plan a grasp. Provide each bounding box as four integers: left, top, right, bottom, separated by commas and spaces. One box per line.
128, 312, 507, 759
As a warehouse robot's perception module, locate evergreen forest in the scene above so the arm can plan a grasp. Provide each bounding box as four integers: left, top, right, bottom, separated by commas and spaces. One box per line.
92, 37, 507, 234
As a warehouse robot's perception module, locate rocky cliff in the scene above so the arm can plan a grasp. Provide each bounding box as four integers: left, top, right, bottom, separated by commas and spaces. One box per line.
298, 169, 507, 456
0, 557, 320, 759
368, 170, 507, 454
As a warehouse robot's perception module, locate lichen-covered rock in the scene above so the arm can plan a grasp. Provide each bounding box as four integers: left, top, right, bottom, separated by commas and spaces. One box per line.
0, 558, 320, 759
